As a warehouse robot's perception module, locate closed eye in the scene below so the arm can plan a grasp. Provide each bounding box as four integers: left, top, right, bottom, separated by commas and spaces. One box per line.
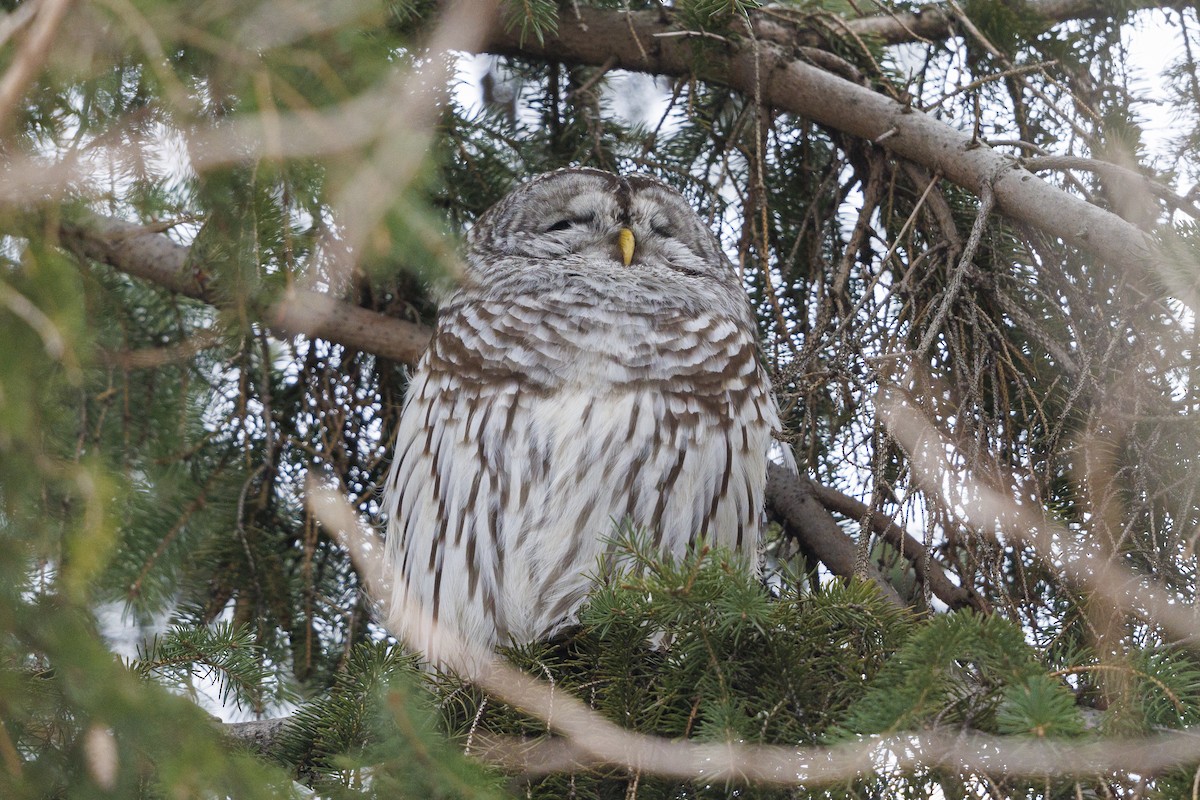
545, 214, 595, 233
651, 223, 674, 238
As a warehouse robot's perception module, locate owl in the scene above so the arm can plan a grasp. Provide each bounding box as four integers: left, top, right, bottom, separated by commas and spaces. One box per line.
381, 168, 782, 670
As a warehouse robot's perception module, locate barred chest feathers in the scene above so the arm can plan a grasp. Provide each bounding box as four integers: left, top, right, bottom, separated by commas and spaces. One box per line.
380, 168, 783, 670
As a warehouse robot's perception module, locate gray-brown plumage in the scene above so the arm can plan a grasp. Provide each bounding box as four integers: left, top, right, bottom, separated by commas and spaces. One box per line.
381, 168, 783, 667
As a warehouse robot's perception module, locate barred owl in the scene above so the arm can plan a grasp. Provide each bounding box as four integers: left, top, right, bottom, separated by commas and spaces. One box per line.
381, 168, 782, 668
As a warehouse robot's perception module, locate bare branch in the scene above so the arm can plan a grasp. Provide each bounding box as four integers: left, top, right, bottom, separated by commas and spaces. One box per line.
809, 481, 985, 611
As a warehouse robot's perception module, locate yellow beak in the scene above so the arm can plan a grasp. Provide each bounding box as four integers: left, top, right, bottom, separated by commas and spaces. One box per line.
617, 227, 635, 266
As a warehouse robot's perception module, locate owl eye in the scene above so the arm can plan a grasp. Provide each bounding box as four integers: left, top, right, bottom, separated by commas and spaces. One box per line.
544, 214, 594, 233
651, 222, 675, 238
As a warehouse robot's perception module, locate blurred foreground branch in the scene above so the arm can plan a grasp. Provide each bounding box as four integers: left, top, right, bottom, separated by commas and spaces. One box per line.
306, 483, 1200, 787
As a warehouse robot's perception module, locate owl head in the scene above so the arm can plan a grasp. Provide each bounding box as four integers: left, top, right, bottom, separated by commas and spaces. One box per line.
464, 168, 736, 286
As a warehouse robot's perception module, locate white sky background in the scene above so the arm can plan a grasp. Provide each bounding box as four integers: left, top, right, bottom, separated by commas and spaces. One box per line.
1126, 12, 1193, 186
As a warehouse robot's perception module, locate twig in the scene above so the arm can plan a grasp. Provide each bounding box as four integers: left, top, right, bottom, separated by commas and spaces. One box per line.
651, 30, 729, 42
623, 0, 649, 63
567, 55, 618, 98
0, 0, 73, 132
921, 61, 1059, 112
916, 181, 994, 360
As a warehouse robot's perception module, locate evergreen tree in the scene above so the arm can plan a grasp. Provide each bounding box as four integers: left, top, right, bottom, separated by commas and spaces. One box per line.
2, 0, 1200, 796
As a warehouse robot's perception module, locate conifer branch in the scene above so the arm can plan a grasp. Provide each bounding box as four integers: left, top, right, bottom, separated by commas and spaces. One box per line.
482, 6, 1166, 283
57, 213, 431, 365
752, 0, 1173, 49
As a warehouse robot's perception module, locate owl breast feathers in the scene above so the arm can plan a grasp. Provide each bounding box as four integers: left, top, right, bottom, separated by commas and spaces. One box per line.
381, 168, 783, 668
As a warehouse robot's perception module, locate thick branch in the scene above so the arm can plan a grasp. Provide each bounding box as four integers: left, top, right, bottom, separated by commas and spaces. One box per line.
483, 8, 1159, 279
765, 463, 906, 608
809, 481, 985, 611
58, 213, 431, 365
753, 0, 1170, 48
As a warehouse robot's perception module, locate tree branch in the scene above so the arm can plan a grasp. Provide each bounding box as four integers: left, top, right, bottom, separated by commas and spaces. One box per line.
0, 0, 74, 132
57, 213, 431, 365
765, 463, 906, 608
808, 481, 985, 612
481, 7, 1162, 281
753, 0, 1173, 49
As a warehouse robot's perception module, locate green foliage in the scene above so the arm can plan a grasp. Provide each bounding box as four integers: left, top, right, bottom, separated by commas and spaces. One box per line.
0, 0, 1198, 797
995, 673, 1084, 738
133, 622, 287, 713
837, 612, 1049, 735
1097, 647, 1200, 735
275, 642, 504, 798
0, 569, 299, 799
501, 0, 559, 46
431, 539, 914, 798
